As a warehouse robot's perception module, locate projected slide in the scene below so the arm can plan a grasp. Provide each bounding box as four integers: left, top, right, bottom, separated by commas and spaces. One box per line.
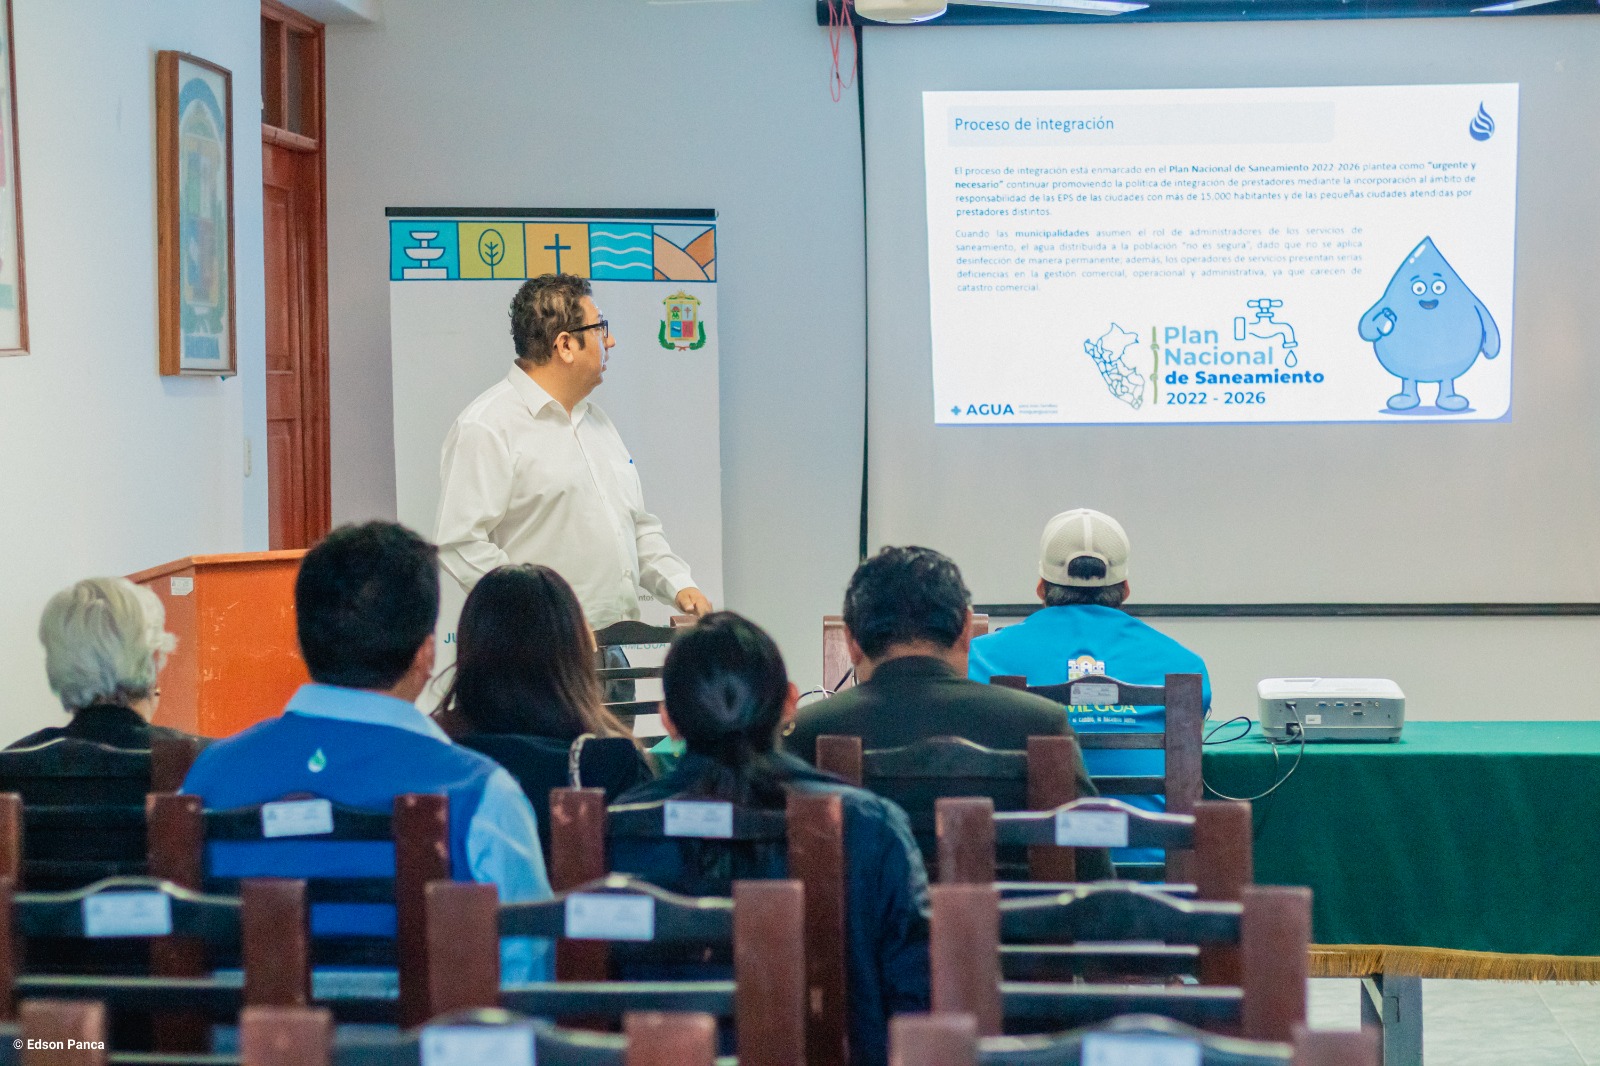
924, 84, 1518, 424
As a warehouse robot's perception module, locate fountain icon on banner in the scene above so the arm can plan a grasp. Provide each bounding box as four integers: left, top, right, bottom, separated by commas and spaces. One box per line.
402, 230, 449, 280
1233, 298, 1300, 368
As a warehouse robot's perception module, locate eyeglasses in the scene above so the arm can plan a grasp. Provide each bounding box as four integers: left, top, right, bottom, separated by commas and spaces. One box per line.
567, 319, 609, 340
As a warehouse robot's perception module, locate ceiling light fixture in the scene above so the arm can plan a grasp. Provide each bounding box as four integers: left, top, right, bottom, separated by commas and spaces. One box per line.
853, 0, 949, 22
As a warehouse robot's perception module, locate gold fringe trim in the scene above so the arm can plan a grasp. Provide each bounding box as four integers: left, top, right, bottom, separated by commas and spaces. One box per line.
1310, 944, 1600, 982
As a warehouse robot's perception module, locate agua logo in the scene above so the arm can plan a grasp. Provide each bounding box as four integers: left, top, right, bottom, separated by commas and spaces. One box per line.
963, 403, 1015, 416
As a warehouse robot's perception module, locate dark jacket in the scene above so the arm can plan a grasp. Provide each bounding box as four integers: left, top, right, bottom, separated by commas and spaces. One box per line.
609, 751, 930, 1066
454, 732, 653, 858
5, 705, 208, 811
784, 655, 1113, 881
9, 704, 204, 754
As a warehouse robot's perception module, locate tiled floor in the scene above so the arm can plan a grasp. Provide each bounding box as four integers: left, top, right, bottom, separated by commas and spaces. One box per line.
1309, 978, 1600, 1065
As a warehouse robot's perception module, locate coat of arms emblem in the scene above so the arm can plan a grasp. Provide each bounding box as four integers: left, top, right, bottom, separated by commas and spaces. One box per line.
659, 291, 707, 351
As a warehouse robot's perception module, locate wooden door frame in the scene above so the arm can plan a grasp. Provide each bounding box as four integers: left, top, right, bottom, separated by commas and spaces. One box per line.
261, 0, 331, 544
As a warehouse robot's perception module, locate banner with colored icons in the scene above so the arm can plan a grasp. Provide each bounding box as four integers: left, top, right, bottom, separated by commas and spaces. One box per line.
388, 209, 724, 710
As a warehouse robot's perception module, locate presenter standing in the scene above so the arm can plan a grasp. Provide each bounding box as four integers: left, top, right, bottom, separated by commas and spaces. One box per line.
434, 274, 712, 629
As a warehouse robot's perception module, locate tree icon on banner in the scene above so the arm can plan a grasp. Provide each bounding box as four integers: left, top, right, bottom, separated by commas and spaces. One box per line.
477, 229, 506, 278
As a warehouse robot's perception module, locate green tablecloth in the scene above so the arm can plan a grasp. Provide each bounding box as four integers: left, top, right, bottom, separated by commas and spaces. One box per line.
1203, 721, 1600, 959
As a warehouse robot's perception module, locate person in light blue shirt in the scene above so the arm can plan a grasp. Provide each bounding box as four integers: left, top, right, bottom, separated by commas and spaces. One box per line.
182, 522, 552, 983
969, 509, 1211, 866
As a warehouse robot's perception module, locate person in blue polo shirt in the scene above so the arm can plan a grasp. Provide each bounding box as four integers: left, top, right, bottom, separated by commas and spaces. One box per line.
968, 508, 1211, 867
182, 521, 552, 982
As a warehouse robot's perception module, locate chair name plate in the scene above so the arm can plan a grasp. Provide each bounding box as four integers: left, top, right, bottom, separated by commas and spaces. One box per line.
1070, 682, 1120, 706
1083, 1033, 1201, 1066
262, 798, 335, 838
565, 892, 656, 941
664, 800, 734, 839
1055, 809, 1130, 848
83, 891, 173, 938
420, 1026, 535, 1066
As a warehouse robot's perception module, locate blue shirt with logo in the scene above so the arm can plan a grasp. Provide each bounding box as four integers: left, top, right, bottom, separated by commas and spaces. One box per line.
968, 605, 1211, 864
182, 683, 553, 983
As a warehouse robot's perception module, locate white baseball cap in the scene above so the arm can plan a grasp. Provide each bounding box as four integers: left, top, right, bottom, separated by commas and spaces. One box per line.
1039, 509, 1130, 587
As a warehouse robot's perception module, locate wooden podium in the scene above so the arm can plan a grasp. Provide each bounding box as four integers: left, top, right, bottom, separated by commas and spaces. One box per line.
129, 550, 310, 739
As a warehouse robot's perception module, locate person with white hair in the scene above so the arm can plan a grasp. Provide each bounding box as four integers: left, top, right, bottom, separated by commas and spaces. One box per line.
9, 576, 199, 751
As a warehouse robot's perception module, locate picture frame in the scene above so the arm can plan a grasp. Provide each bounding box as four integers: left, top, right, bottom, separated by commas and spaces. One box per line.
0, 0, 28, 356
156, 51, 235, 376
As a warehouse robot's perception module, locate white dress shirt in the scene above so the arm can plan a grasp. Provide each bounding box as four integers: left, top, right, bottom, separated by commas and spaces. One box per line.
435, 367, 695, 629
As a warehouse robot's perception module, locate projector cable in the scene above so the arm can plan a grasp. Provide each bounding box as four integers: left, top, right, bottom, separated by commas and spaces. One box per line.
1202, 707, 1307, 803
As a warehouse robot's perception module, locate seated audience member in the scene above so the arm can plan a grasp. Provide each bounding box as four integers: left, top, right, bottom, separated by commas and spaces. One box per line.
12, 576, 198, 753
181, 522, 552, 980
968, 509, 1212, 865
784, 546, 1113, 881
610, 612, 928, 1066
434, 563, 653, 852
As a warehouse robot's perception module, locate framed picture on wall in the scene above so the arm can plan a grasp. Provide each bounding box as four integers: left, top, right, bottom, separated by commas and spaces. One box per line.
156, 51, 235, 376
0, 0, 28, 356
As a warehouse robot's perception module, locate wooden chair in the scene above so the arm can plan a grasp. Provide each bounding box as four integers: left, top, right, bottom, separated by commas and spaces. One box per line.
0, 735, 199, 891
990, 672, 1204, 881
422, 874, 804, 1066
891, 1012, 1378, 1066
548, 788, 846, 1066
815, 733, 1082, 881
822, 614, 989, 693
146, 792, 448, 1028
0, 875, 308, 1054
592, 618, 696, 724
929, 882, 1311, 1043
239, 1003, 717, 1066
936, 797, 1253, 984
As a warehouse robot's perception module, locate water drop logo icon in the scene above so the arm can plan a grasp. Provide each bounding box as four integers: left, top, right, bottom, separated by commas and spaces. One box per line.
308, 748, 327, 773
1468, 103, 1495, 142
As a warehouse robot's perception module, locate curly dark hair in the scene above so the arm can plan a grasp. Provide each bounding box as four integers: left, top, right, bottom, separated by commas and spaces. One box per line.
509, 274, 593, 366
843, 546, 971, 659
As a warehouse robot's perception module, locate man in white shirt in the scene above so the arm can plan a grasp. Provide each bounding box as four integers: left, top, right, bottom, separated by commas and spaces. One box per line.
435, 274, 711, 627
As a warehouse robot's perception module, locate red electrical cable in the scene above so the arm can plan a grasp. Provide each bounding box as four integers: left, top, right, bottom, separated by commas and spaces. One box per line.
826, 0, 858, 102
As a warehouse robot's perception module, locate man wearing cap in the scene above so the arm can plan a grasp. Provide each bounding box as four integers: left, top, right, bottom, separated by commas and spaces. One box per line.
968, 509, 1211, 864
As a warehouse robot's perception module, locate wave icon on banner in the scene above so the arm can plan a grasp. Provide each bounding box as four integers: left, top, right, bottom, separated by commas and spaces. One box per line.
1468, 102, 1495, 142
589, 226, 654, 280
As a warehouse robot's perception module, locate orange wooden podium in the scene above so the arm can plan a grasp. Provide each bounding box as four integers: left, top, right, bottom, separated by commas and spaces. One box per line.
129, 550, 310, 739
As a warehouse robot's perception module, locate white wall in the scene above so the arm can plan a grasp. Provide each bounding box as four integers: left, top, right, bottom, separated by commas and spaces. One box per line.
324, 0, 866, 687
0, 0, 267, 742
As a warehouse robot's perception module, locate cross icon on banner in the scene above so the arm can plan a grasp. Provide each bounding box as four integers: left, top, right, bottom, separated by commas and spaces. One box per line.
544, 233, 573, 273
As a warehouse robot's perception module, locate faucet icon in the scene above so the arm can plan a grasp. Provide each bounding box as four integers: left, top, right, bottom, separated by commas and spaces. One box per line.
1234, 298, 1300, 367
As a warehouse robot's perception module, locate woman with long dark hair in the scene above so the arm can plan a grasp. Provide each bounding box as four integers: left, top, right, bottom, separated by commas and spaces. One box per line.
434, 564, 652, 852
609, 611, 928, 1066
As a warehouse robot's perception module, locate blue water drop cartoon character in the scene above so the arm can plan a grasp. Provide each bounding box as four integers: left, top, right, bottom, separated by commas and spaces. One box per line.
1357, 237, 1500, 412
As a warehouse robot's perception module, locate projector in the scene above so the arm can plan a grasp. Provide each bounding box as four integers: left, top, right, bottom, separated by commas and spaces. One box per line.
1257, 678, 1405, 742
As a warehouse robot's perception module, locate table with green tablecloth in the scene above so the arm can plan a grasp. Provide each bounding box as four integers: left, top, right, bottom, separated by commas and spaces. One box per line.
1202, 720, 1600, 978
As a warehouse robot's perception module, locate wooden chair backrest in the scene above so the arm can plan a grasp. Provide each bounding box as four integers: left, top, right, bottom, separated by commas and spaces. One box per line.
425, 877, 804, 1066
929, 882, 1311, 1042
0, 874, 306, 1055
816, 734, 1079, 881
890, 1013, 1378, 1066
0, 737, 197, 891
146, 791, 448, 1028
592, 617, 696, 722
991, 672, 1204, 880
548, 787, 846, 1066
238, 1004, 718, 1066
821, 614, 989, 693
935, 798, 1252, 984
